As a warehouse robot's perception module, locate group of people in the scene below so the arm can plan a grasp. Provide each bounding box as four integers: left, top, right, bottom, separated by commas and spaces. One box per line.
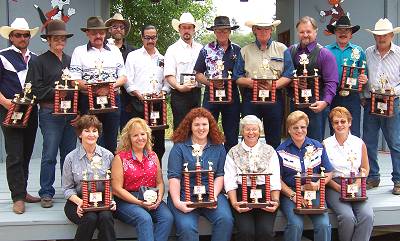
0, 8, 399, 241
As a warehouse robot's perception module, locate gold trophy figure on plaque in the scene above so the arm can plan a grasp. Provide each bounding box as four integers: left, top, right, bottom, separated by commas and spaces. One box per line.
370, 73, 396, 117
293, 54, 320, 108
143, 74, 168, 130
251, 58, 277, 104
54, 67, 79, 115
208, 59, 232, 104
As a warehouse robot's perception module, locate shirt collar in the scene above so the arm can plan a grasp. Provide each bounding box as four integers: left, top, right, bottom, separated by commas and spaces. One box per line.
140, 46, 160, 56
10, 45, 31, 57
285, 136, 313, 150
255, 38, 272, 49
332, 133, 353, 148
333, 41, 354, 51
132, 149, 149, 161
78, 144, 103, 160
178, 38, 193, 48
298, 41, 317, 53
183, 137, 212, 148
240, 140, 261, 151
86, 41, 111, 51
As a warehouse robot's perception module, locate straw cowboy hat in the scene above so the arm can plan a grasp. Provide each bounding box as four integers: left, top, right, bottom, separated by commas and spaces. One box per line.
0, 18, 39, 39
80, 16, 110, 32
206, 16, 239, 31
245, 16, 281, 28
172, 12, 201, 32
40, 19, 73, 39
366, 18, 400, 35
326, 16, 360, 34
105, 13, 131, 35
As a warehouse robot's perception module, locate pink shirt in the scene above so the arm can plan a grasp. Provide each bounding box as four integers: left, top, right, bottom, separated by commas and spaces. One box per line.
117, 150, 158, 191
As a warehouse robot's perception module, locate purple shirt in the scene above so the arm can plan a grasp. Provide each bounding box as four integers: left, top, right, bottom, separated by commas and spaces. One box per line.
291, 41, 338, 104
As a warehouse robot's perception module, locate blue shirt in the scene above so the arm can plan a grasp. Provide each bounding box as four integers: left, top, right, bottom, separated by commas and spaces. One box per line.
276, 137, 333, 188
167, 138, 226, 201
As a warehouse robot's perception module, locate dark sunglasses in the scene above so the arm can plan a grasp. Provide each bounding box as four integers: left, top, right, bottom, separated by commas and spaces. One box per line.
12, 33, 31, 38
143, 35, 157, 41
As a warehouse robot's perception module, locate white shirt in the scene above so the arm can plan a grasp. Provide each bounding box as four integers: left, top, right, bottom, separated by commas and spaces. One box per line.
69, 42, 126, 83
323, 133, 363, 177
224, 141, 281, 193
124, 46, 169, 94
163, 38, 202, 88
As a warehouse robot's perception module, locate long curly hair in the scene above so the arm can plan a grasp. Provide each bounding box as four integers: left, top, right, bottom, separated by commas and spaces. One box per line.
116, 118, 153, 153
172, 107, 225, 144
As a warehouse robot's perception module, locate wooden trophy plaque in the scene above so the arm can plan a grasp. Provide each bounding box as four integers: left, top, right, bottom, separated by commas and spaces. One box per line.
251, 58, 278, 104
208, 60, 232, 104
238, 173, 273, 208
182, 144, 217, 208
370, 74, 396, 118
293, 54, 320, 108
54, 68, 79, 115
339, 172, 367, 202
143, 95, 168, 131
2, 83, 36, 128
339, 49, 366, 97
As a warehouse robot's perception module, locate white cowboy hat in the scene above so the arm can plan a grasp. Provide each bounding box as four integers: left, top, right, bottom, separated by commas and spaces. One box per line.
365, 18, 400, 35
172, 12, 201, 32
245, 16, 281, 28
105, 13, 131, 35
0, 18, 39, 39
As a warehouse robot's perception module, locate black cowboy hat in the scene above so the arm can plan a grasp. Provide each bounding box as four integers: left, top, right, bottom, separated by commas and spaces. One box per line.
327, 16, 360, 34
206, 16, 239, 31
41, 19, 73, 38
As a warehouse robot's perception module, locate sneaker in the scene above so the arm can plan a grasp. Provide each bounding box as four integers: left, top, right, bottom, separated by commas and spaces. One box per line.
40, 197, 53, 208
366, 179, 380, 190
392, 184, 400, 195
13, 200, 25, 214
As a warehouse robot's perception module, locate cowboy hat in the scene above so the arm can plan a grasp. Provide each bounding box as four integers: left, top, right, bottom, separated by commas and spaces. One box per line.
327, 16, 360, 34
245, 16, 281, 28
366, 18, 400, 35
105, 13, 131, 35
0, 18, 39, 40
172, 12, 201, 32
80, 16, 110, 32
40, 19, 73, 38
206, 16, 239, 31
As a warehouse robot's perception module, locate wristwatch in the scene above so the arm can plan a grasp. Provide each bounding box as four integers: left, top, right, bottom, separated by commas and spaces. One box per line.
289, 192, 296, 201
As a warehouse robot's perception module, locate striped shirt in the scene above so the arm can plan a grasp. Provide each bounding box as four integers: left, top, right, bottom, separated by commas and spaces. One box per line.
364, 43, 400, 98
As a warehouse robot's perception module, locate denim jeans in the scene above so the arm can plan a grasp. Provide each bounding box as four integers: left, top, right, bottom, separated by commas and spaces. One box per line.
280, 195, 331, 241
167, 194, 234, 241
115, 197, 173, 241
79, 94, 121, 154
242, 91, 284, 148
38, 107, 77, 198
362, 98, 400, 183
203, 92, 240, 152
330, 92, 361, 137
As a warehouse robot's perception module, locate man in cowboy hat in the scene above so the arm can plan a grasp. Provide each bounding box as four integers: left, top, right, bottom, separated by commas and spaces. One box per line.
0, 18, 40, 214
288, 16, 338, 142
164, 12, 203, 129
325, 15, 368, 137
105, 13, 135, 130
124, 24, 169, 162
26, 19, 76, 208
193, 16, 241, 152
363, 18, 400, 194
70, 16, 127, 154
233, 16, 294, 149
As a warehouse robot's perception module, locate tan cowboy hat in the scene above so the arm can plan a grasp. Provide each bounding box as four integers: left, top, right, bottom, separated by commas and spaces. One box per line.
0, 18, 39, 39
105, 13, 131, 35
171, 12, 201, 32
41, 19, 73, 38
366, 18, 400, 35
245, 16, 281, 28
80, 16, 110, 32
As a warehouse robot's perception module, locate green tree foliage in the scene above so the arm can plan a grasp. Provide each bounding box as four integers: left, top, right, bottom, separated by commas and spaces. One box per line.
111, 0, 213, 54
199, 32, 255, 47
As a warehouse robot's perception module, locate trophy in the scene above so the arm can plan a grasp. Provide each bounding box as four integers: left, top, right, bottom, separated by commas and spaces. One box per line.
339, 48, 366, 96
54, 68, 79, 115
143, 76, 168, 130
339, 151, 368, 202
81, 155, 112, 212
293, 146, 327, 214
292, 54, 320, 108
370, 73, 396, 117
2, 83, 36, 128
208, 60, 233, 104
239, 173, 272, 208
182, 144, 217, 208
86, 59, 118, 114
251, 58, 277, 104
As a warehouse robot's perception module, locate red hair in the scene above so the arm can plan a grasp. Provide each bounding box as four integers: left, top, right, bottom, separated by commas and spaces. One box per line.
172, 107, 225, 144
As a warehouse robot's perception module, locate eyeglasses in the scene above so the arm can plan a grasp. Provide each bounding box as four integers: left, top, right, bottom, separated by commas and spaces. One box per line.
12, 33, 31, 38
291, 125, 307, 131
143, 35, 157, 41
332, 119, 348, 125
243, 127, 259, 133
112, 24, 125, 30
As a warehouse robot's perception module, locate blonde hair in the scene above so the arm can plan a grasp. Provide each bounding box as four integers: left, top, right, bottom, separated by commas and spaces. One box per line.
329, 106, 352, 123
286, 110, 309, 130
117, 118, 153, 153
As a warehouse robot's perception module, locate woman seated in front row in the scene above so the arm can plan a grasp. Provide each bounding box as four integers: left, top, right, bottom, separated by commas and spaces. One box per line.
224, 115, 281, 241
276, 110, 333, 241
167, 107, 234, 241
323, 107, 374, 241
111, 118, 173, 241
62, 115, 116, 241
